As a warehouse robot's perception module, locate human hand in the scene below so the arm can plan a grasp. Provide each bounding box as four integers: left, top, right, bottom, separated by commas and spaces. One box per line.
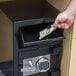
55, 11, 75, 29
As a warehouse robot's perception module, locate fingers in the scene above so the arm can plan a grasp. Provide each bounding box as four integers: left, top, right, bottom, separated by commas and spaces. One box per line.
55, 17, 72, 29
55, 12, 74, 29
55, 22, 70, 29
61, 23, 69, 29
55, 19, 73, 29
55, 23, 69, 29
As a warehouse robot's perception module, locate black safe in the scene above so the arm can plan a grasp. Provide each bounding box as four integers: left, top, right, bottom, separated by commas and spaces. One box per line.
0, 0, 64, 76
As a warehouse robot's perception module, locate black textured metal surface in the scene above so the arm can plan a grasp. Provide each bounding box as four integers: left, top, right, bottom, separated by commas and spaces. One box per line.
0, 61, 13, 76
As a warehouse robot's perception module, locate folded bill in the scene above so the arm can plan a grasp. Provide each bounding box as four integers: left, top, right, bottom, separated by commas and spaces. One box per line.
39, 24, 57, 39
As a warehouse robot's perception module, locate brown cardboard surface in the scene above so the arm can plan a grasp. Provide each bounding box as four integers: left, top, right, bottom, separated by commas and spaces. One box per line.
0, 10, 13, 62
73, 18, 76, 38
0, 0, 13, 2
46, 0, 71, 11
69, 39, 76, 76
61, 26, 73, 76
